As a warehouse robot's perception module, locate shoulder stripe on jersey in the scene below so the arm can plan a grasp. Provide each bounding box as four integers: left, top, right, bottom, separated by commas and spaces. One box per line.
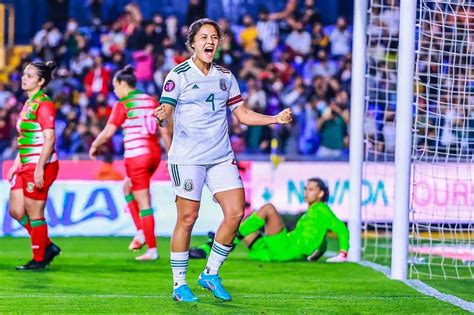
160, 96, 177, 106
227, 95, 243, 106
215, 65, 230, 73
175, 66, 191, 74
173, 62, 189, 72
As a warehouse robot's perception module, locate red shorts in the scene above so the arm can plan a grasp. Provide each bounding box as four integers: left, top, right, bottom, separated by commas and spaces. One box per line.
124, 146, 161, 191
18, 161, 59, 200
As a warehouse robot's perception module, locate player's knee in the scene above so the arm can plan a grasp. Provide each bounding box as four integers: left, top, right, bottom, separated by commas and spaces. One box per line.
9, 208, 22, 220
123, 179, 131, 195
224, 207, 245, 224
178, 212, 199, 230
261, 203, 277, 215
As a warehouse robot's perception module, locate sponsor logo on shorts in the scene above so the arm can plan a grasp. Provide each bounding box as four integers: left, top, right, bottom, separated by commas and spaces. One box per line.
164, 80, 175, 92
26, 182, 35, 193
219, 79, 227, 91
183, 179, 194, 192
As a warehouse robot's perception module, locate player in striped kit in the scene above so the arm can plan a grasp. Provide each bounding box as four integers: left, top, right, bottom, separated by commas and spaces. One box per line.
90, 65, 169, 261
7, 60, 61, 270
155, 18, 292, 302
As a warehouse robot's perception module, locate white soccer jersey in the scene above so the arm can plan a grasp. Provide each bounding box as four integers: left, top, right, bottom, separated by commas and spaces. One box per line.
160, 58, 244, 165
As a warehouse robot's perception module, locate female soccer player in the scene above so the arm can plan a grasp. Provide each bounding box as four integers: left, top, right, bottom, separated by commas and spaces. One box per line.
89, 65, 169, 261
155, 18, 292, 302
7, 60, 61, 270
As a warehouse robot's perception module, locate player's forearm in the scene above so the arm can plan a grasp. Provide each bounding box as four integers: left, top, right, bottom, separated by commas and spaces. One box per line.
92, 124, 115, 149
37, 131, 55, 169
13, 153, 21, 168
235, 106, 277, 126
333, 221, 350, 252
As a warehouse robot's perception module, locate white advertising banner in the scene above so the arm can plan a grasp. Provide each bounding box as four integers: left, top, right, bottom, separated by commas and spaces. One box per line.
0, 180, 223, 237
250, 162, 393, 221
1, 162, 471, 236
250, 162, 473, 223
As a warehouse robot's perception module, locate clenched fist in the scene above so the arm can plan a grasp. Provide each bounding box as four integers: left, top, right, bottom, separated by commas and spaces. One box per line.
275, 108, 293, 124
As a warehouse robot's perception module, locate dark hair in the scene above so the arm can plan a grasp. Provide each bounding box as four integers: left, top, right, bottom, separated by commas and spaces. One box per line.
114, 65, 136, 88
308, 177, 329, 202
29, 60, 56, 88
186, 18, 223, 50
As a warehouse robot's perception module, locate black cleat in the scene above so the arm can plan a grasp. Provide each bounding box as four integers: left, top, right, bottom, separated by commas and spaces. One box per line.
189, 247, 208, 259
16, 259, 46, 271
189, 231, 215, 259
44, 243, 61, 266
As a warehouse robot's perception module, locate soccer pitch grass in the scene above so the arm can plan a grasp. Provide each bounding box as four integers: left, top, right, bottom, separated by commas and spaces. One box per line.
0, 236, 469, 313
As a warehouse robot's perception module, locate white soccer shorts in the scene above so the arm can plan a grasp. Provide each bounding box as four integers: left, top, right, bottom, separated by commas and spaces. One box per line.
168, 159, 243, 201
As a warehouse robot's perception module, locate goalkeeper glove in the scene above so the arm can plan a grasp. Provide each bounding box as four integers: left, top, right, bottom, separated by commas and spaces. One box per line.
326, 250, 348, 263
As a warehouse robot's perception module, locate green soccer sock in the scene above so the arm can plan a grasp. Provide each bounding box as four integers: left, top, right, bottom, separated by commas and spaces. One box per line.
234, 212, 265, 245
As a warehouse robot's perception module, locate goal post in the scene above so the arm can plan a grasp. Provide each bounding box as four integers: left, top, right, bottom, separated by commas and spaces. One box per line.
351, 0, 473, 280
391, 0, 417, 280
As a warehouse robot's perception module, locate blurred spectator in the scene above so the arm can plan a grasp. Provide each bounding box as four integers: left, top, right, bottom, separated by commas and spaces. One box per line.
83, 56, 111, 100
256, 9, 279, 61
285, 21, 311, 56
316, 99, 349, 158
311, 22, 330, 53
33, 22, 63, 61
0, 84, 13, 108
133, 44, 156, 95
240, 15, 259, 54
329, 17, 351, 58
101, 21, 126, 57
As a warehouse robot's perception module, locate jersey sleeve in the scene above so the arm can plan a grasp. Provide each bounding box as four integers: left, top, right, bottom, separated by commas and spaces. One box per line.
37, 101, 56, 129
316, 204, 350, 252
108, 101, 127, 127
226, 73, 244, 111
159, 71, 181, 107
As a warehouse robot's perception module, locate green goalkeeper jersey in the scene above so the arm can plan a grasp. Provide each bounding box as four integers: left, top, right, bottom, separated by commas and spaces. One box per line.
288, 201, 350, 257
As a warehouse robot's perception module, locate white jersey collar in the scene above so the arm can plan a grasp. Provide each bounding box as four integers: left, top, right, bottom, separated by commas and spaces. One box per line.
188, 56, 214, 77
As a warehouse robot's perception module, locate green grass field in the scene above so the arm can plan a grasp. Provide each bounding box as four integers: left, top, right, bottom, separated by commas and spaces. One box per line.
0, 236, 469, 313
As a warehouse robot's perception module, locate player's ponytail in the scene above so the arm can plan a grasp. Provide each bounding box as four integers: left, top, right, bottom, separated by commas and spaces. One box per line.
30, 60, 57, 88
114, 65, 137, 88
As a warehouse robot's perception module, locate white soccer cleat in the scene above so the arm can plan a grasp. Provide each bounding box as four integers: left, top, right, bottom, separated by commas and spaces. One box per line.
128, 230, 145, 251
135, 248, 159, 261
326, 251, 348, 263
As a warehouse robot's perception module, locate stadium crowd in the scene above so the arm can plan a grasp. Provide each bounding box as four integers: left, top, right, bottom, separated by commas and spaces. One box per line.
0, 0, 356, 160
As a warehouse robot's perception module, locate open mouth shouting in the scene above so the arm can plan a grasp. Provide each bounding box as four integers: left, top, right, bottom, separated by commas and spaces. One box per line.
204, 46, 215, 58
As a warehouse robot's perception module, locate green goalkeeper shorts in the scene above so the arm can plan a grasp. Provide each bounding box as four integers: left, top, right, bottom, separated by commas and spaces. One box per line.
248, 228, 301, 262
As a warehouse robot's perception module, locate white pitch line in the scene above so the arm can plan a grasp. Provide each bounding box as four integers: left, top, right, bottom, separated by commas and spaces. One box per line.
359, 260, 474, 313
0, 293, 424, 301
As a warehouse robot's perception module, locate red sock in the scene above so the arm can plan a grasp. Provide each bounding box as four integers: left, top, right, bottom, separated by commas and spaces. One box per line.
19, 215, 52, 246
140, 209, 156, 249
126, 195, 142, 231
30, 218, 48, 262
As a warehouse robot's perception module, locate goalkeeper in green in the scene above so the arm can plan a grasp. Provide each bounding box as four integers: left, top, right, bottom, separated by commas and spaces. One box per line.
190, 178, 349, 263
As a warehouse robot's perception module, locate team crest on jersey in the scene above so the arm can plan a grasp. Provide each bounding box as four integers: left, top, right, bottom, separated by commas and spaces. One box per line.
164, 80, 175, 92
219, 79, 227, 91
26, 182, 35, 193
183, 179, 194, 192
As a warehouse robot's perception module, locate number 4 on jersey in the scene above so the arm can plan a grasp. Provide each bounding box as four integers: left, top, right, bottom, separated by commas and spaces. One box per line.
206, 93, 215, 111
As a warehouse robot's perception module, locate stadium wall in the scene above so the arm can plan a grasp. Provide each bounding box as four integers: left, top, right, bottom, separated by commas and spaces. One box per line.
1, 161, 471, 236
